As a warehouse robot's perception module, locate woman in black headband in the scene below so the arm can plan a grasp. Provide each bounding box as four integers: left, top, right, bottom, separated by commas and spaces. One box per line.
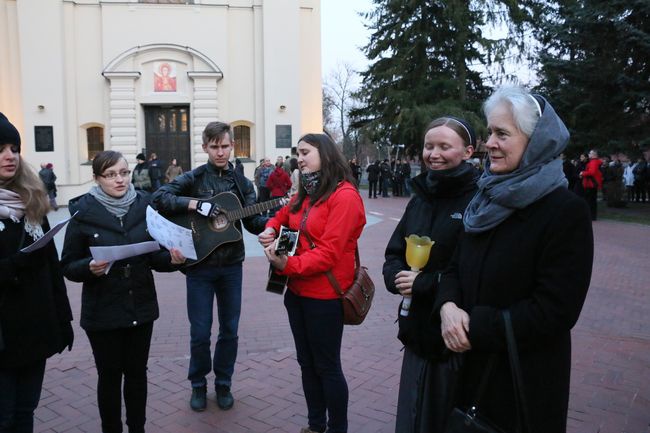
383, 115, 479, 432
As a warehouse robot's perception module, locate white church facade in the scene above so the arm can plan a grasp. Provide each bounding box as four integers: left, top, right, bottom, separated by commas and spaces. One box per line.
0, 0, 322, 201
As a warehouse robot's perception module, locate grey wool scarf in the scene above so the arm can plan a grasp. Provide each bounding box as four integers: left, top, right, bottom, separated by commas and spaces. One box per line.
463, 97, 569, 233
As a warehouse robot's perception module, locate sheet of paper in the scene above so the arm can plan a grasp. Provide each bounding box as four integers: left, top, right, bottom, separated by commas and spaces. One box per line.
90, 240, 161, 275
20, 211, 79, 253
146, 206, 197, 260
90, 240, 161, 263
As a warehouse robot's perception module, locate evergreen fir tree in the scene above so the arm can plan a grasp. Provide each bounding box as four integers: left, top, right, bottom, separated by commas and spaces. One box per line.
535, 0, 650, 153
352, 0, 533, 154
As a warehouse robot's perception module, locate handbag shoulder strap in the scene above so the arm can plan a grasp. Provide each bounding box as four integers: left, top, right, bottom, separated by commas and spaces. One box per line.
299, 204, 359, 298
503, 310, 532, 433
467, 354, 497, 417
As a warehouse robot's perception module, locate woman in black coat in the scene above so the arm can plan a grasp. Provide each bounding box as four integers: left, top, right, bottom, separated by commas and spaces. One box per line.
383, 116, 477, 433
437, 86, 593, 433
61, 151, 184, 433
0, 113, 73, 433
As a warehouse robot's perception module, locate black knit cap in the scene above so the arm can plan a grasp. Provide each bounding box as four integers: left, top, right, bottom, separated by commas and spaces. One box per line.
0, 112, 21, 151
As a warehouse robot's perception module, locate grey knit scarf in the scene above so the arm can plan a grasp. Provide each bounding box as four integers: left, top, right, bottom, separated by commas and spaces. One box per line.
89, 183, 137, 218
463, 97, 569, 233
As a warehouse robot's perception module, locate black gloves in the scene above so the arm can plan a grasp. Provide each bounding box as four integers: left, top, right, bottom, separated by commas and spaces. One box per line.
196, 200, 220, 217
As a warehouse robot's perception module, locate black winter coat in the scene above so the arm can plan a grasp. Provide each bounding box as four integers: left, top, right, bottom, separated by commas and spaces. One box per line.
435, 187, 593, 433
61, 191, 176, 331
151, 161, 267, 268
383, 165, 477, 359
0, 216, 73, 368
366, 163, 380, 182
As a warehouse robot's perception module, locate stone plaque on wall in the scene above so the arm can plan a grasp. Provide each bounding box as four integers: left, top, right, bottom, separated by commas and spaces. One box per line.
34, 126, 54, 152
275, 124, 292, 148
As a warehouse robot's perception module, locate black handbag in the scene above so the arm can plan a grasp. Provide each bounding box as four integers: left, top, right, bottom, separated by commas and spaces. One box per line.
444, 310, 532, 433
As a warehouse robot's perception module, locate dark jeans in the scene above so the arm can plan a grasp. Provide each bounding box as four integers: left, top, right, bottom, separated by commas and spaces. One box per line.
151, 179, 161, 191
634, 181, 647, 202
86, 323, 154, 433
381, 178, 390, 197
584, 187, 598, 220
0, 359, 46, 433
284, 290, 347, 433
368, 180, 378, 198
186, 263, 242, 389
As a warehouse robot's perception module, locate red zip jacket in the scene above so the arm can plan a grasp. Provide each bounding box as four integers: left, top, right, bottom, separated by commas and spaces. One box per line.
266, 166, 292, 197
266, 181, 366, 299
581, 158, 603, 190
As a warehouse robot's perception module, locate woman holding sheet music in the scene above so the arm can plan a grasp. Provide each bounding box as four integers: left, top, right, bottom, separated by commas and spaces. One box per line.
0, 112, 74, 433
61, 150, 184, 433
258, 133, 366, 433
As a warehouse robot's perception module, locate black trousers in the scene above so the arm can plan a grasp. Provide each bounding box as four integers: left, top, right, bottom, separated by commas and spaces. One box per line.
584, 188, 598, 221
284, 290, 347, 433
86, 323, 154, 433
368, 180, 378, 198
0, 359, 46, 433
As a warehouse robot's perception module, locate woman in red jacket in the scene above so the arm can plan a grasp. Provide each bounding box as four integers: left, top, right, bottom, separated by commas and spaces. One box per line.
266, 161, 292, 216
258, 133, 366, 433
580, 149, 603, 220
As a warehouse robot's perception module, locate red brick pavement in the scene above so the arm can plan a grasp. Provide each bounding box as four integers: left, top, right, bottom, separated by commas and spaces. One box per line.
36, 197, 649, 433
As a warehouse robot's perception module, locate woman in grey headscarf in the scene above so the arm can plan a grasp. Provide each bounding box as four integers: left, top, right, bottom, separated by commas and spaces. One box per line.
435, 86, 594, 433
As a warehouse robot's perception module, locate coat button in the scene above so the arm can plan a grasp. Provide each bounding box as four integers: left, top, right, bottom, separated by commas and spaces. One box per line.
129, 290, 133, 295
132, 321, 137, 325
93, 233, 99, 238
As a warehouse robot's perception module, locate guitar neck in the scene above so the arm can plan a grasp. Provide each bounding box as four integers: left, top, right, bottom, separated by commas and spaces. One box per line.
226, 197, 285, 221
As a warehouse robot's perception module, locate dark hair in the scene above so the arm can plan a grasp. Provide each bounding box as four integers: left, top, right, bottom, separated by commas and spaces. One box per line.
424, 116, 476, 148
202, 121, 232, 145
290, 133, 356, 212
289, 157, 299, 172
93, 150, 126, 177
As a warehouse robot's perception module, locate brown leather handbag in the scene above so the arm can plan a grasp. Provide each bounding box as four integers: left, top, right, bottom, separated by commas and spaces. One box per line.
324, 249, 375, 325
300, 207, 374, 325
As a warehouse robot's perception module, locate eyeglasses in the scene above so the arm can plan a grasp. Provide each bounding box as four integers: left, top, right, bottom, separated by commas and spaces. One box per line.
99, 170, 131, 180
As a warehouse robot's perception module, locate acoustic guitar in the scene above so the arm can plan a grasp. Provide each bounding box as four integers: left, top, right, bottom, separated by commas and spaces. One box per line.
165, 192, 288, 267
266, 268, 289, 295
265, 226, 299, 294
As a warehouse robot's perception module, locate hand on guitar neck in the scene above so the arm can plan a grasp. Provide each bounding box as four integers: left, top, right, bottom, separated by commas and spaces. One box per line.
164, 192, 290, 267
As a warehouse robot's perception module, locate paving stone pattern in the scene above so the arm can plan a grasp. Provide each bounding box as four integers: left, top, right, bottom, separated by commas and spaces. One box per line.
36, 197, 650, 432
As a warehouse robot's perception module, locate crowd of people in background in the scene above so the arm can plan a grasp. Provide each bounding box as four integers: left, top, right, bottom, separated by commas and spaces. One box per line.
1, 90, 648, 433
353, 144, 648, 225
560, 150, 649, 220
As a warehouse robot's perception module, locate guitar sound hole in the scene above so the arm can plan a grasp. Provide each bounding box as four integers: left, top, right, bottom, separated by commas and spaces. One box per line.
210, 214, 229, 231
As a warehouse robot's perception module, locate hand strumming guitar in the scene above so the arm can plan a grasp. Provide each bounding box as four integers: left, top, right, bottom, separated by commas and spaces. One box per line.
258, 227, 277, 248
195, 200, 221, 217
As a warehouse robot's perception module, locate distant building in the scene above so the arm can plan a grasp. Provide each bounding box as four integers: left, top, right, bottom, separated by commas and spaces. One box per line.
0, 0, 322, 201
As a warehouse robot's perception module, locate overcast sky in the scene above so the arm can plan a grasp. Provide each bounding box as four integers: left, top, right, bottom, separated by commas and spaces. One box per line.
319, 1, 537, 88
320, 0, 373, 81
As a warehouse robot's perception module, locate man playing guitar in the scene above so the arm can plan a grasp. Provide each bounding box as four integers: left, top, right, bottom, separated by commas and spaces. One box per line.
152, 121, 268, 413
